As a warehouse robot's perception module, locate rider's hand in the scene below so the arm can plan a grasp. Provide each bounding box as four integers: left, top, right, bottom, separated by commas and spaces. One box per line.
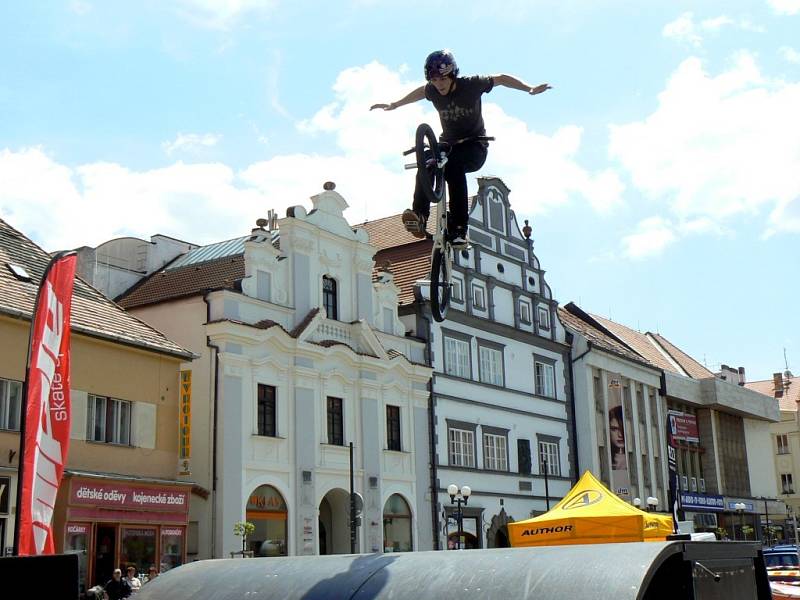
370, 103, 396, 111
529, 84, 552, 95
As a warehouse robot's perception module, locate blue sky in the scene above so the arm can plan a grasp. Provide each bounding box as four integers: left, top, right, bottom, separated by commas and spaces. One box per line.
1, 0, 798, 381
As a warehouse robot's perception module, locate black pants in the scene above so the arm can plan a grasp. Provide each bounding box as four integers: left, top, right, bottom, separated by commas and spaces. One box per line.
413, 140, 488, 231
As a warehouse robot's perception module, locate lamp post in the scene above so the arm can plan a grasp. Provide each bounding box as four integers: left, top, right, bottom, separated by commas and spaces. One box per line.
735, 502, 746, 541
647, 497, 659, 513
448, 484, 471, 550
633, 497, 642, 509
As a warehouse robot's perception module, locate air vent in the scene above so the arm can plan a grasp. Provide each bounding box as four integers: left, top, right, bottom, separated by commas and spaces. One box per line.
6, 263, 31, 282
369, 477, 378, 489
302, 470, 312, 483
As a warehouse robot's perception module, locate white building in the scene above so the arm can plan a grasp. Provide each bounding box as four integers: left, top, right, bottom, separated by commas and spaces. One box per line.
117, 185, 432, 558
362, 177, 574, 550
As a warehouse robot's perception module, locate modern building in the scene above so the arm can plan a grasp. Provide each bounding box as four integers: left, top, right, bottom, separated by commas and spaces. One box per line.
0, 218, 194, 591
360, 177, 575, 550
575, 310, 781, 541
559, 303, 670, 510
747, 370, 800, 542
116, 185, 433, 558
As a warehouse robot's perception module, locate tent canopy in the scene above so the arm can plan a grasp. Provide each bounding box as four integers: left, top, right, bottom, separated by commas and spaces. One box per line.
509, 470, 674, 547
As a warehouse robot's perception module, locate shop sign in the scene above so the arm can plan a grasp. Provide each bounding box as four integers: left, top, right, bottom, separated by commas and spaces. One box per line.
727, 501, 755, 512
247, 485, 287, 512
680, 492, 724, 511
66, 523, 90, 536
71, 480, 189, 513
0, 477, 9, 514
179, 370, 191, 476
162, 528, 184, 537
668, 411, 700, 443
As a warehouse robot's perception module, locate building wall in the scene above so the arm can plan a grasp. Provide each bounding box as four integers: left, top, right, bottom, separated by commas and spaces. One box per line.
0, 314, 185, 552
744, 417, 779, 499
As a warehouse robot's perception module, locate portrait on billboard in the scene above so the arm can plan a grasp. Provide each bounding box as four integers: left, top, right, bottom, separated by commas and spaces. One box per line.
607, 376, 631, 498
609, 405, 627, 470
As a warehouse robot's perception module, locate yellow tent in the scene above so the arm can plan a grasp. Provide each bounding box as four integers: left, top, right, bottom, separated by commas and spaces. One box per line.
508, 470, 675, 547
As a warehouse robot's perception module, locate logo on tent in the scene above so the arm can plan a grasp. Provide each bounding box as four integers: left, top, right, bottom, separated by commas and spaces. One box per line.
563, 489, 603, 510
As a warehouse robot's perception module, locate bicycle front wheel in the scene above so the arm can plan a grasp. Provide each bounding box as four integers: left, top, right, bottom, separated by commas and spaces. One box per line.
415, 123, 445, 205
430, 246, 451, 322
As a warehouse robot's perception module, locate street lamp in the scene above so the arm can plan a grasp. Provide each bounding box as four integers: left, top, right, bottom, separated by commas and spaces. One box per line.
633, 497, 642, 509
647, 497, 659, 513
448, 484, 471, 550
735, 502, 746, 541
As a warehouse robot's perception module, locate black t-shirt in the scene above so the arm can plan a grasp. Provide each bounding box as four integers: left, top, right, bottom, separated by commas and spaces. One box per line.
425, 75, 494, 142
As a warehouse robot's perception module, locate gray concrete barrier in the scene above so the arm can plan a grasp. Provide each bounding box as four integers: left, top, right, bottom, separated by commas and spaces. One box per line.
137, 541, 771, 600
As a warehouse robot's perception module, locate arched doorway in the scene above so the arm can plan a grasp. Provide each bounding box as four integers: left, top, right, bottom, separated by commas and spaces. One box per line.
447, 531, 479, 549
318, 488, 354, 555
486, 508, 513, 549
494, 528, 510, 548
246, 485, 288, 556
382, 494, 412, 552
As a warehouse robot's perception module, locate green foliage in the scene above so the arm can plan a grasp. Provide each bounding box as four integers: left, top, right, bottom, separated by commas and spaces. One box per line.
233, 521, 255, 538
714, 527, 729, 540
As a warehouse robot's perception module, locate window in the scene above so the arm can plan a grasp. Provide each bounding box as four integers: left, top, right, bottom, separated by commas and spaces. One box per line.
448, 428, 475, 467
778, 434, 790, 455
444, 336, 470, 379
782, 473, 795, 494
257, 270, 271, 302
487, 187, 505, 234
519, 301, 531, 324
326, 397, 344, 446
386, 405, 401, 451
87, 395, 131, 445
478, 345, 504, 386
534, 360, 556, 398
538, 306, 551, 329
539, 441, 560, 476
322, 275, 338, 320
483, 433, 508, 471
517, 439, 532, 475
472, 285, 486, 310
452, 278, 463, 302
0, 378, 22, 431
257, 384, 276, 437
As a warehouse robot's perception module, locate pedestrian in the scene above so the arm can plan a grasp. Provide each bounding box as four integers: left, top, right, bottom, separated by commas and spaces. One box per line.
143, 565, 159, 584
104, 568, 132, 600
125, 566, 142, 594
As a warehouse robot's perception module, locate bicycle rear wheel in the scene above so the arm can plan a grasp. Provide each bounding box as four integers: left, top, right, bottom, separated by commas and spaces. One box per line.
429, 245, 451, 322
415, 123, 445, 205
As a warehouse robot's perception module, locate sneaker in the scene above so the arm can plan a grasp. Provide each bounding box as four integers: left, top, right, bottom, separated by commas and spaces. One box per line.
402, 209, 427, 239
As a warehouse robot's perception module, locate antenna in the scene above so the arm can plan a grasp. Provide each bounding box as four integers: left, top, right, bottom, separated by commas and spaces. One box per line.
785, 348, 791, 371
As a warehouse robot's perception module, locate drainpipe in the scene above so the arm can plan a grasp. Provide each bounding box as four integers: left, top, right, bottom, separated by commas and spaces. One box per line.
419, 307, 440, 550
565, 332, 582, 483
204, 293, 222, 559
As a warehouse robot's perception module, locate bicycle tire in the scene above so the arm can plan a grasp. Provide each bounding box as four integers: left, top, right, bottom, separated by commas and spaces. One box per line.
415, 124, 445, 205
430, 246, 451, 322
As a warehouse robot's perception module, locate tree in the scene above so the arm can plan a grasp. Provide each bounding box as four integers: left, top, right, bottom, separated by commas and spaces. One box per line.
741, 525, 754, 541
234, 521, 256, 555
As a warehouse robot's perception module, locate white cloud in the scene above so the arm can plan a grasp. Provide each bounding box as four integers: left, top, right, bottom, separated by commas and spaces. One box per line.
621, 217, 677, 259
780, 46, 800, 64
69, 0, 92, 15
609, 52, 800, 236
171, 0, 278, 29
768, 0, 800, 15
663, 13, 764, 46
162, 132, 222, 156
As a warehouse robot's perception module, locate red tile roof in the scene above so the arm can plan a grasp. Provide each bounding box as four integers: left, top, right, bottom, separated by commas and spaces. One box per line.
0, 218, 192, 358
374, 241, 432, 306
649, 333, 714, 380
746, 375, 800, 412
357, 213, 434, 251
117, 255, 244, 309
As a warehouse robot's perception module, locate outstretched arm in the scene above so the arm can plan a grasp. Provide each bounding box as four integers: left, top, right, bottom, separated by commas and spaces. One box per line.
370, 85, 426, 111
493, 74, 551, 95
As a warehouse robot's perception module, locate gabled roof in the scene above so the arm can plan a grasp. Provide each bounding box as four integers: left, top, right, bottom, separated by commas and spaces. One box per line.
0, 218, 192, 359
588, 313, 712, 379
746, 375, 800, 412
558, 304, 656, 368
117, 255, 244, 309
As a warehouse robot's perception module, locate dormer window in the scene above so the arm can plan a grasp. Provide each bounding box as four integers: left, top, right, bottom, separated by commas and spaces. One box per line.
487, 187, 505, 234
322, 275, 338, 320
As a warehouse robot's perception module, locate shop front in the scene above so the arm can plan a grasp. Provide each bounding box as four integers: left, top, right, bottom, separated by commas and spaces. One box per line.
246, 484, 288, 557
679, 491, 724, 536
56, 473, 191, 590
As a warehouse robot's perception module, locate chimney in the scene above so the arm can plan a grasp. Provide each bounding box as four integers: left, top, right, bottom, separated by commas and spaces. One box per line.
737, 366, 746, 386
774, 372, 785, 398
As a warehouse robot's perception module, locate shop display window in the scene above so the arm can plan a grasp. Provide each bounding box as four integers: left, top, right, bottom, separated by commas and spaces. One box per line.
65, 523, 90, 594
120, 527, 156, 576
160, 527, 185, 572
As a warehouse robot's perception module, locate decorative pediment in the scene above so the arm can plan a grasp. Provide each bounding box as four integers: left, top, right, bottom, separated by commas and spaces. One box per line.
302, 315, 389, 360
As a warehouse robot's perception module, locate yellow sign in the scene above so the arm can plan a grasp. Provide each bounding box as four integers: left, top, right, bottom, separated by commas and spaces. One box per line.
179, 370, 192, 475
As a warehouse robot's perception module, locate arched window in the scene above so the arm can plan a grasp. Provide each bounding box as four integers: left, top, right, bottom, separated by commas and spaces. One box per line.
383, 494, 412, 552
246, 485, 288, 556
322, 276, 338, 320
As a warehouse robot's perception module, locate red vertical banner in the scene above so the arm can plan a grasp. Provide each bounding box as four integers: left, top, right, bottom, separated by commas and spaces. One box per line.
16, 252, 77, 555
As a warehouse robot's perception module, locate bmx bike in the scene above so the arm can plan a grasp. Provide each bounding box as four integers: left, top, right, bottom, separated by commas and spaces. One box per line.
403, 123, 493, 322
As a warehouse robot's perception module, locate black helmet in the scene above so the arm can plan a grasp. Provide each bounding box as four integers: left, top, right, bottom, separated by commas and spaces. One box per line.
424, 50, 459, 81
